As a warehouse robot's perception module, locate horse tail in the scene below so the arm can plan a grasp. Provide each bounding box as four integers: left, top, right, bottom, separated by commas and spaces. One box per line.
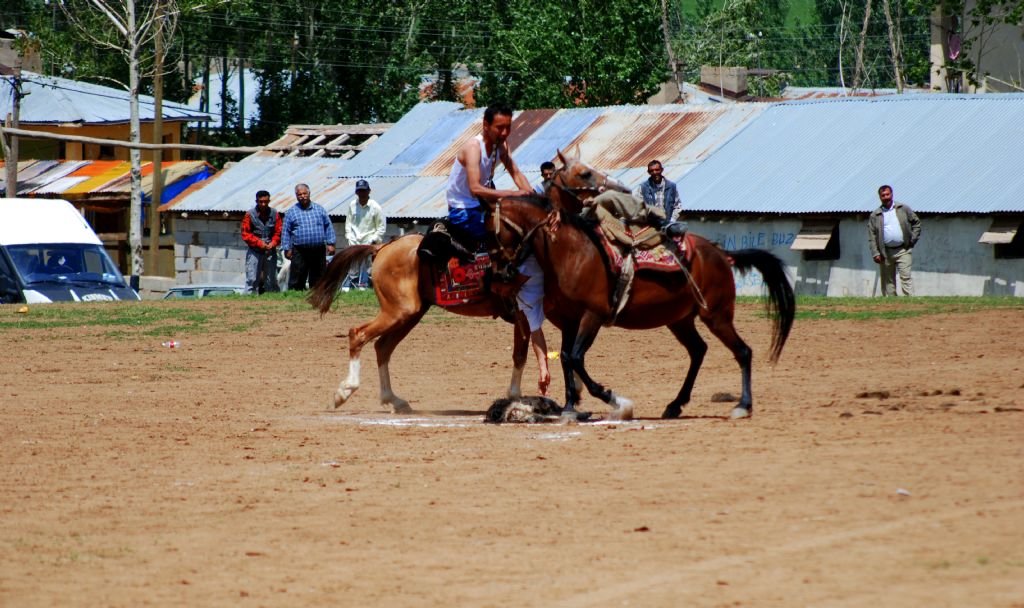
306, 245, 377, 315
727, 248, 796, 363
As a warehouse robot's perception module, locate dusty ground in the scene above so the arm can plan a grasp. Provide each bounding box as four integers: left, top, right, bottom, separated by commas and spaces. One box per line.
1, 297, 1022, 607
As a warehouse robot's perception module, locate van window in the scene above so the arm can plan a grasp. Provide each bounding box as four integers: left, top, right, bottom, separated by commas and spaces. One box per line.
6, 243, 127, 286
0, 251, 21, 303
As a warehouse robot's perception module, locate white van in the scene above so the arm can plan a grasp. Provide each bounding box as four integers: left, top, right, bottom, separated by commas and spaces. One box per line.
0, 198, 141, 303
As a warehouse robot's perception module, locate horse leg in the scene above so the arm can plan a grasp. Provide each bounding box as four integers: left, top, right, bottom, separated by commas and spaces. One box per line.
701, 315, 753, 419
373, 308, 428, 414
564, 311, 633, 420
335, 319, 376, 408
559, 321, 584, 418
662, 317, 708, 419
507, 315, 530, 399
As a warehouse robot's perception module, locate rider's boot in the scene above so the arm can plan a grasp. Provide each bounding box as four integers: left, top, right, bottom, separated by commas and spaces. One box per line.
653, 217, 687, 238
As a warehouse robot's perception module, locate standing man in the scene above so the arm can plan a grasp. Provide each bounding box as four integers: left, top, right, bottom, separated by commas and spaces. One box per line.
282, 183, 336, 291
446, 103, 549, 396
342, 179, 386, 292
240, 189, 282, 295
637, 159, 683, 221
868, 184, 922, 297
534, 161, 556, 195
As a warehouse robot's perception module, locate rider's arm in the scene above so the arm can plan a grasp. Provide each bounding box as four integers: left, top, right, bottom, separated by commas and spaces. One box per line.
462, 140, 533, 202
500, 143, 533, 192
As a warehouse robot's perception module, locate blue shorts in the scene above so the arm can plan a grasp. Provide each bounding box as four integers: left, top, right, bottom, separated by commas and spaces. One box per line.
448, 206, 486, 242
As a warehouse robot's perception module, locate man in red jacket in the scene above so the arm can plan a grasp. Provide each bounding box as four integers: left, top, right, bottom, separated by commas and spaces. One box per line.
241, 190, 283, 294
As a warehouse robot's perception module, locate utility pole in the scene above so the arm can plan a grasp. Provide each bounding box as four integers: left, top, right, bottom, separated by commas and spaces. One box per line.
148, 0, 165, 275
2, 66, 22, 197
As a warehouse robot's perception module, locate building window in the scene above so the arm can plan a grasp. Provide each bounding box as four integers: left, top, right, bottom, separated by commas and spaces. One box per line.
979, 217, 1024, 259
791, 219, 840, 261
98, 145, 116, 160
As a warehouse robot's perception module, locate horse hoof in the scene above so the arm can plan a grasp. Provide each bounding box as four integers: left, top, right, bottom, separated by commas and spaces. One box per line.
390, 400, 413, 414
730, 406, 751, 420
559, 411, 580, 425
333, 388, 354, 409
609, 405, 634, 421
661, 406, 681, 419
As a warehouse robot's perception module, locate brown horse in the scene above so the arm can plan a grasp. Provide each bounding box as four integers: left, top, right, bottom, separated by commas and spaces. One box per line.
306, 236, 538, 413
483, 154, 796, 420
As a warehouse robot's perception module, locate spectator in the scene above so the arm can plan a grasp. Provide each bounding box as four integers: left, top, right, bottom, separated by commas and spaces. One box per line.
868, 184, 922, 296
342, 179, 386, 292
533, 161, 556, 195
637, 159, 683, 221
240, 190, 282, 295
282, 183, 336, 291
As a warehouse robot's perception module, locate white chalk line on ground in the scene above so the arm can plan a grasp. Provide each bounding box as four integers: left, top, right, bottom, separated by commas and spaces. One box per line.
555, 498, 1024, 607
299, 413, 666, 437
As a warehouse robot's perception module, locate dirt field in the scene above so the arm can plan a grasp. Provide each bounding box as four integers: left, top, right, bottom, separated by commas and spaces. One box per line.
1, 297, 1023, 607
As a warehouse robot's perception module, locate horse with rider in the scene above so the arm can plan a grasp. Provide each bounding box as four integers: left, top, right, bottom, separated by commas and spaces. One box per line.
308, 103, 795, 421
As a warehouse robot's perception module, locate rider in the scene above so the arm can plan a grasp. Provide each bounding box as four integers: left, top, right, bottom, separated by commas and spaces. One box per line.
445, 103, 551, 396
585, 187, 688, 238
446, 103, 535, 244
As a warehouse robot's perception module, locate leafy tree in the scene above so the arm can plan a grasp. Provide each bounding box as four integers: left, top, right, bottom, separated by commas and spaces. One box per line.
473, 0, 667, 108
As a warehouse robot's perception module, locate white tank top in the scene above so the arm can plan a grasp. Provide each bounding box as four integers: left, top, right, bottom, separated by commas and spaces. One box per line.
446, 134, 498, 210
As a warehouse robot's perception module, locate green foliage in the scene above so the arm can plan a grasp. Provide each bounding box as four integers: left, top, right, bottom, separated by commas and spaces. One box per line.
671, 0, 936, 91
473, 0, 667, 108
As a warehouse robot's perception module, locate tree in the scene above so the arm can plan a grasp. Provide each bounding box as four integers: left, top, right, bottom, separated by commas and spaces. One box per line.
60, 0, 179, 276
474, 0, 667, 108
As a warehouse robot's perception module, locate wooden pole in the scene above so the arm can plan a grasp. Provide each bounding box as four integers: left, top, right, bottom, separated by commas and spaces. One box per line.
148, 0, 165, 275
3, 68, 21, 197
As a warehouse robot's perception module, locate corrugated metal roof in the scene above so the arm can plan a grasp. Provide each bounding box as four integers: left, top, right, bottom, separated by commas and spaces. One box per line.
1, 160, 214, 202
3, 71, 213, 124
170, 94, 1023, 220
165, 101, 765, 218
677, 94, 1024, 214
160, 156, 350, 213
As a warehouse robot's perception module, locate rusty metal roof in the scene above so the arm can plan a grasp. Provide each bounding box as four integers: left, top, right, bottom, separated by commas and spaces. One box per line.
168, 100, 768, 218
172, 95, 1024, 219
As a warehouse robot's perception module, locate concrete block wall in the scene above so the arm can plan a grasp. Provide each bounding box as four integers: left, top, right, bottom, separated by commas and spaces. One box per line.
174, 216, 359, 285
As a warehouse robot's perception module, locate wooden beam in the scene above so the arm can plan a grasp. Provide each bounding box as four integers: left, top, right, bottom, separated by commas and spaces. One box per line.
0, 125, 264, 154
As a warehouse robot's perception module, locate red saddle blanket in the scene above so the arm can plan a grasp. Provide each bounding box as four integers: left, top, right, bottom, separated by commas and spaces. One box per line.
597, 227, 694, 273
434, 253, 490, 307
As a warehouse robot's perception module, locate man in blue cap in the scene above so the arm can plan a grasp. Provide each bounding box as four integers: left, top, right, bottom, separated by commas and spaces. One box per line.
342, 179, 386, 291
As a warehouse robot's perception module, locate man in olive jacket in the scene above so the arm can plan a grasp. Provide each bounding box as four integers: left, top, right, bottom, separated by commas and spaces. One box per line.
868, 184, 922, 296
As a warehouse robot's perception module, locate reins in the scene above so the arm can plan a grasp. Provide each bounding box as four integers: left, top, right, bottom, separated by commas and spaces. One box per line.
490, 200, 549, 272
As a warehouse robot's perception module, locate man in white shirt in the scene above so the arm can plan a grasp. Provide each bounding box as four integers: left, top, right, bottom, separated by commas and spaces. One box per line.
867, 184, 922, 296
342, 179, 386, 291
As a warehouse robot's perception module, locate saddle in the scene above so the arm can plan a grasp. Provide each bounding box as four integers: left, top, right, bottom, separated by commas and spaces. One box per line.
417, 220, 519, 310
591, 207, 698, 325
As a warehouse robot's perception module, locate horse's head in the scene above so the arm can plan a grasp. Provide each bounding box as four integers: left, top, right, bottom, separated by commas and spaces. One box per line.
484, 196, 552, 272
549, 148, 630, 214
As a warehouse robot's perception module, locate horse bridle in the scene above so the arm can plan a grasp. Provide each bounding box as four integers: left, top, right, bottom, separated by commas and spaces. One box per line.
549, 166, 609, 199
489, 201, 548, 274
